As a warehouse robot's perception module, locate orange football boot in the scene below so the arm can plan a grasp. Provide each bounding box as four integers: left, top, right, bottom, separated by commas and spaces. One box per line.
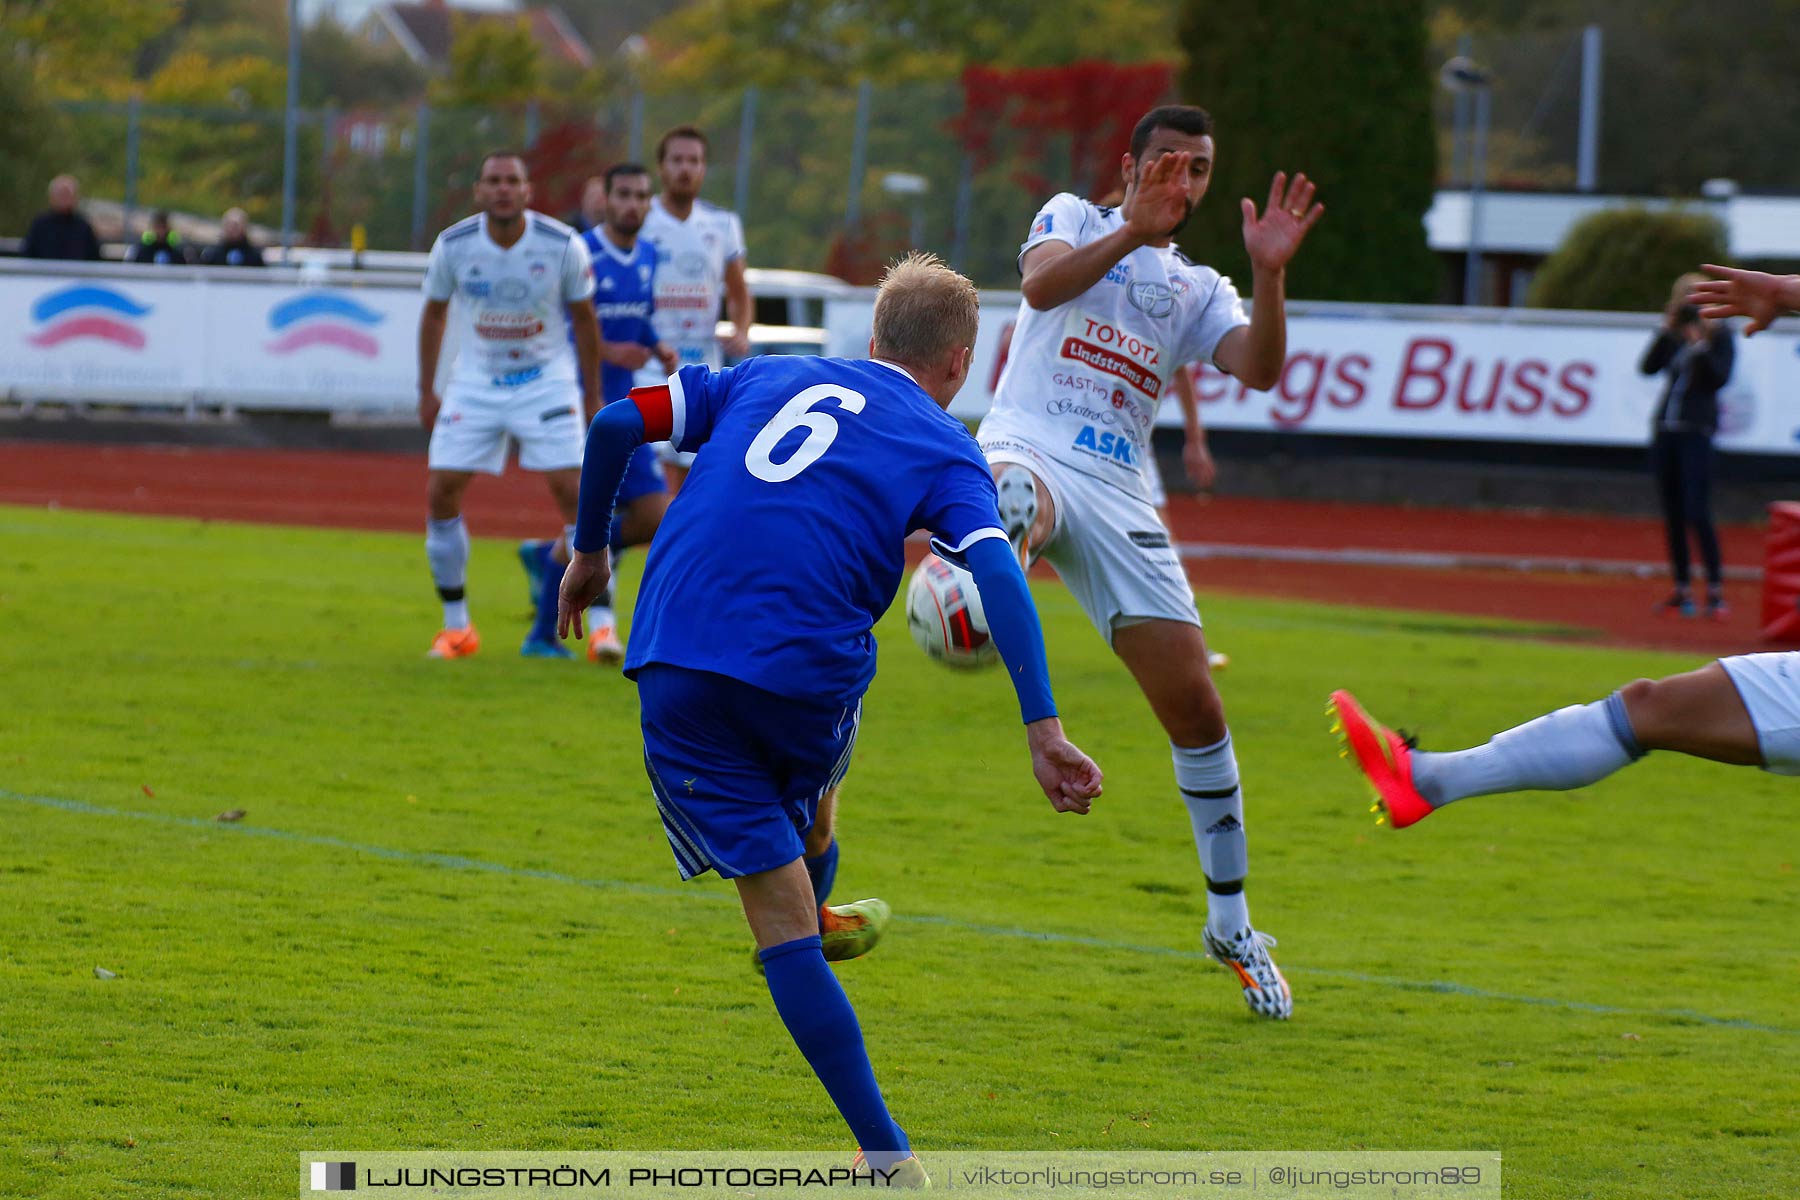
427, 626, 481, 659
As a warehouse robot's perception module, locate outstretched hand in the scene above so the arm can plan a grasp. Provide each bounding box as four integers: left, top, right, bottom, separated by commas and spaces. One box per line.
1241, 171, 1323, 273
1026, 718, 1103, 814
1125, 151, 1195, 244
1692, 264, 1796, 337
557, 549, 611, 640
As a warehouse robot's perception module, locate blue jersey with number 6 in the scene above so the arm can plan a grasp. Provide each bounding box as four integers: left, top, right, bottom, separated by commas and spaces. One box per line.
623, 356, 1004, 706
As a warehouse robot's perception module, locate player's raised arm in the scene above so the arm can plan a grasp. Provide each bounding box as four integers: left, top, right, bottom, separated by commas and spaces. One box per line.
1019, 163, 1188, 312
1212, 172, 1323, 391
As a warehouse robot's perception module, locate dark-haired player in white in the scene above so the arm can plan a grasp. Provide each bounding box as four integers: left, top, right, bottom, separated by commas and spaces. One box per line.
416, 152, 600, 658
979, 104, 1322, 1018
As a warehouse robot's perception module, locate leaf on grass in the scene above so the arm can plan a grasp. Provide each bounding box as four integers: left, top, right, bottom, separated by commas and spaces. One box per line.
141, 785, 155, 798
1622, 1032, 1642, 1041
215, 809, 247, 823
94, 967, 119, 980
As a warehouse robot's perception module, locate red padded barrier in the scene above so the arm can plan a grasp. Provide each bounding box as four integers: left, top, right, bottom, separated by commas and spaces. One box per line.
1761, 502, 1800, 640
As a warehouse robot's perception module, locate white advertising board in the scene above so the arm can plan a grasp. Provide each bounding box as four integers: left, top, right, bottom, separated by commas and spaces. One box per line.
825, 294, 1800, 455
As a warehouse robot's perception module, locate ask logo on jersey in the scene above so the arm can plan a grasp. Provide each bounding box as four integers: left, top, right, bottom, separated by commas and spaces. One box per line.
1071, 424, 1137, 467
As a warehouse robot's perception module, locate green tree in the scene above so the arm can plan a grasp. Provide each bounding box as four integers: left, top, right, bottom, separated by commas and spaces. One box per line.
299, 19, 427, 110
645, 0, 1173, 90
0, 56, 61, 235
1526, 207, 1727, 311
1176, 0, 1439, 302
3, 0, 179, 97
435, 16, 544, 108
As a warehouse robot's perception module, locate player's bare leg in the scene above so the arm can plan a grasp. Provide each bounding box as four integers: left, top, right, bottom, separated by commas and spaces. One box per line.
664, 461, 690, 495
737, 858, 919, 1176
425, 470, 480, 657
1156, 501, 1228, 672
1618, 664, 1760, 764
756, 788, 890, 971
1113, 618, 1291, 1019
991, 463, 1056, 568
1332, 661, 1763, 830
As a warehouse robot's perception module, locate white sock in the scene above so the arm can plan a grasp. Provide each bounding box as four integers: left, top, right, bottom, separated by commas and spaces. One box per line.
1172, 735, 1253, 938
1411, 693, 1644, 807
426, 515, 470, 628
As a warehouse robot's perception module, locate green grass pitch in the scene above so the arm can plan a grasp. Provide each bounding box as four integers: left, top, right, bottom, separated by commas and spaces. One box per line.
1, 504, 1795, 1199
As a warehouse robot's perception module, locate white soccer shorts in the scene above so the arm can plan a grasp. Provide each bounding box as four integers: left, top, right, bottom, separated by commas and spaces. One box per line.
427, 378, 585, 475
981, 435, 1199, 646
1719, 652, 1800, 775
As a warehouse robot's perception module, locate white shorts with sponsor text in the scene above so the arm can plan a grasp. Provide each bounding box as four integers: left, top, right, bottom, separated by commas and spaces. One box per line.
980, 434, 1199, 647
427, 377, 584, 475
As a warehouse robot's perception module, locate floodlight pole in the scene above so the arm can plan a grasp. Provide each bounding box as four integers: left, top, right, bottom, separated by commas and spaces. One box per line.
1466, 84, 1489, 307
281, 0, 300, 261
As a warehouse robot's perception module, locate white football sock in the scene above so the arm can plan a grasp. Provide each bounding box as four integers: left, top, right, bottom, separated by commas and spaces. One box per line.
1173, 735, 1253, 937
1410, 692, 1644, 807
426, 515, 471, 628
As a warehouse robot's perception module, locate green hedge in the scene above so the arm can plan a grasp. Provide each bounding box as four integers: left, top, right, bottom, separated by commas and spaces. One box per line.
1175, 0, 1439, 303
1527, 207, 1729, 311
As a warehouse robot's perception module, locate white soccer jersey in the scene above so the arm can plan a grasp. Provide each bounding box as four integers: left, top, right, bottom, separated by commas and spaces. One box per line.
636, 195, 746, 382
423, 211, 594, 393
979, 192, 1249, 504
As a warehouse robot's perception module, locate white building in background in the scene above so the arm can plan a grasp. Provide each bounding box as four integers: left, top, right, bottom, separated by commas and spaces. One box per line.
1427, 189, 1800, 307
302, 0, 514, 25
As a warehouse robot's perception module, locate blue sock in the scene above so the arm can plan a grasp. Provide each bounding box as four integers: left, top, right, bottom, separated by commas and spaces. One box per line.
758, 935, 908, 1163
805, 840, 839, 909
528, 541, 566, 644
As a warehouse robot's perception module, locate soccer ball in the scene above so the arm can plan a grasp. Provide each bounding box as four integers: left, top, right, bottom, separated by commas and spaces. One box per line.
905, 552, 999, 669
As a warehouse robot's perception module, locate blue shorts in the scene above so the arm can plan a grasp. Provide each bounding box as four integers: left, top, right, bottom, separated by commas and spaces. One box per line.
637, 664, 861, 881
618, 443, 668, 507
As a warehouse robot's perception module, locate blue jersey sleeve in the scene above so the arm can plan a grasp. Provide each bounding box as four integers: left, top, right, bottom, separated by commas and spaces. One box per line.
962, 536, 1057, 724
911, 453, 1005, 551
669, 362, 733, 454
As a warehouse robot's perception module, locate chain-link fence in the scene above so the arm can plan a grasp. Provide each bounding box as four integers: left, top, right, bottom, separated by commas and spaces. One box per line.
39, 79, 1127, 289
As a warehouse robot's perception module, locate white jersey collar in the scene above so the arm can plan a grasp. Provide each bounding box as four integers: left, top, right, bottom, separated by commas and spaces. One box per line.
870, 358, 924, 391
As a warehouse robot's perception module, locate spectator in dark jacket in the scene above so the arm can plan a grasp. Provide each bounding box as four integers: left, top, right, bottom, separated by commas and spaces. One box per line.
1640, 272, 1736, 620
201, 208, 265, 267
22, 175, 103, 261
127, 211, 189, 265
565, 175, 606, 234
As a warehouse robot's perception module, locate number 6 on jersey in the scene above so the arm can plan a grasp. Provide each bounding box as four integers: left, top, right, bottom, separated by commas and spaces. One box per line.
744, 384, 867, 482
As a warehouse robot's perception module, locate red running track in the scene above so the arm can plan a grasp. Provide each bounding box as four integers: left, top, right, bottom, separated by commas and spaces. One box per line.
0, 440, 1785, 657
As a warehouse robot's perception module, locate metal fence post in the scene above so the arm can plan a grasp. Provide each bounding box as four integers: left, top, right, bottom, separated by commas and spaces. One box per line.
845, 79, 871, 233
1577, 25, 1603, 192
734, 86, 757, 220
950, 152, 974, 271
123, 93, 142, 235
412, 102, 432, 250
280, 0, 300, 260
1451, 33, 1471, 185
